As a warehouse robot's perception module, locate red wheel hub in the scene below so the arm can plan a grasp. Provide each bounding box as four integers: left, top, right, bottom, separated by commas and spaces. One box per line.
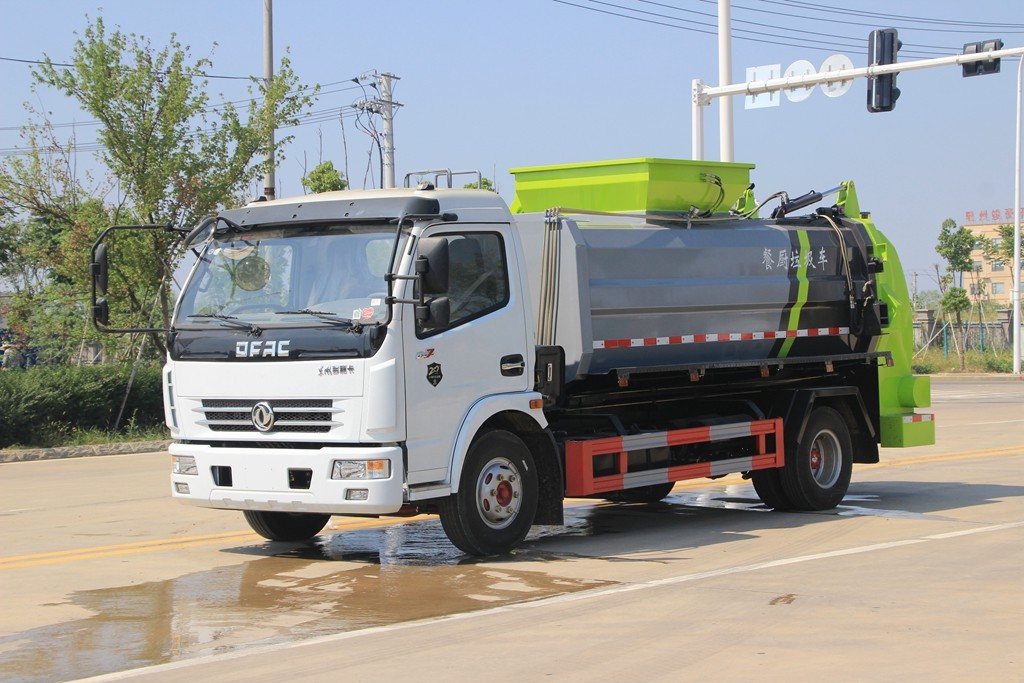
810, 446, 822, 470
495, 480, 514, 507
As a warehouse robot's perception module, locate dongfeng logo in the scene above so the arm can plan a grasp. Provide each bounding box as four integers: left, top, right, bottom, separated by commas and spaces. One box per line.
251, 401, 276, 432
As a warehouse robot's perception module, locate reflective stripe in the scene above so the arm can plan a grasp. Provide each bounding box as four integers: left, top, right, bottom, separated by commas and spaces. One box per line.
593, 327, 849, 350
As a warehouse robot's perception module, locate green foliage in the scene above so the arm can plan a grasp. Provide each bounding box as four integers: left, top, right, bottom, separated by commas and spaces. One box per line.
980, 224, 1015, 264
939, 286, 971, 316
302, 160, 347, 193
912, 288, 941, 311
0, 364, 164, 448
934, 218, 979, 370
983, 354, 1013, 373
464, 177, 495, 192
0, 16, 317, 363
935, 218, 975, 288
912, 348, 1014, 375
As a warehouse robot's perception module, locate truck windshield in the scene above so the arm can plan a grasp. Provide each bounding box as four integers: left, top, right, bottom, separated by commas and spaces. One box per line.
175, 224, 395, 329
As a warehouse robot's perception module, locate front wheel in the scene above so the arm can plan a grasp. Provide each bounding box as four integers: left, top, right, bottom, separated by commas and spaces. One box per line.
779, 407, 853, 511
438, 430, 539, 555
243, 510, 331, 541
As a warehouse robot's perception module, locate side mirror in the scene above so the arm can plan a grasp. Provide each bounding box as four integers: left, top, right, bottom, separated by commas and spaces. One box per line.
416, 296, 450, 328
92, 243, 109, 296
416, 236, 449, 294
92, 298, 110, 326
183, 216, 218, 251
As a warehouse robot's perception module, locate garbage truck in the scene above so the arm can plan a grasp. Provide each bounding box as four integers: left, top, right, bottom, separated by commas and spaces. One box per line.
90, 157, 933, 555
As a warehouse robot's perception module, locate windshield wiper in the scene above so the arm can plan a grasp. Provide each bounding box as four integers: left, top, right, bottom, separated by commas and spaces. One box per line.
276, 308, 364, 332
187, 313, 262, 336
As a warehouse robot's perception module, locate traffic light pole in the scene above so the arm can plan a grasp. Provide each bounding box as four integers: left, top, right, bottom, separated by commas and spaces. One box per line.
1013, 55, 1022, 375
691, 46, 1024, 377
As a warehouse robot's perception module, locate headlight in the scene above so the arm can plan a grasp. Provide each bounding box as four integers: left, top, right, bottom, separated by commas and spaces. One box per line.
331, 459, 390, 480
172, 455, 198, 475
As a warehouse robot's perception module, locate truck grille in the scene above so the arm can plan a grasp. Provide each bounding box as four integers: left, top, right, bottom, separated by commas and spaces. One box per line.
195, 399, 341, 433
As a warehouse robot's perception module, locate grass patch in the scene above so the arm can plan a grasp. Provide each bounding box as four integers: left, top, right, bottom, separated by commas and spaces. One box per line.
912, 347, 1016, 374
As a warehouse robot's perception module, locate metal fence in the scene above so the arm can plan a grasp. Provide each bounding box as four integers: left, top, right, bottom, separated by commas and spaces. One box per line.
913, 309, 1018, 353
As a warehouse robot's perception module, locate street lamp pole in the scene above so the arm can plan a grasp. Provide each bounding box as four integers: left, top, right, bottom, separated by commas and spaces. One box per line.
1013, 56, 1022, 375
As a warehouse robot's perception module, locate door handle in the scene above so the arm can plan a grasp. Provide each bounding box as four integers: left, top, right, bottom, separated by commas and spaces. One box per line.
500, 354, 525, 376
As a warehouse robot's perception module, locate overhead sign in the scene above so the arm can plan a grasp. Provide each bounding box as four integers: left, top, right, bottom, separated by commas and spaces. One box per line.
743, 55, 855, 109
783, 60, 816, 102
820, 54, 855, 98
744, 65, 781, 109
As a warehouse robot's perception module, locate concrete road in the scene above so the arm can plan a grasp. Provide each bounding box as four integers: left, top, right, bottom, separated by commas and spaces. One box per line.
1, 376, 1022, 682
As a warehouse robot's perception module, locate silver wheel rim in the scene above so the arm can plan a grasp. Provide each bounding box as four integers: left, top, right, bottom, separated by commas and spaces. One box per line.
475, 456, 523, 529
809, 428, 842, 488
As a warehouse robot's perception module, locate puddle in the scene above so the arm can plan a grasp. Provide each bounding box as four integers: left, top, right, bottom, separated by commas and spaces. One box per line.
0, 519, 611, 683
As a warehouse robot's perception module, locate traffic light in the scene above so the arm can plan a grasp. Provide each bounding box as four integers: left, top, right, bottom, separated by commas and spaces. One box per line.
867, 28, 901, 113
962, 39, 1004, 77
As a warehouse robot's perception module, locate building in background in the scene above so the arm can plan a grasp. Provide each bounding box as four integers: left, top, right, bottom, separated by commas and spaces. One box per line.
963, 206, 1024, 307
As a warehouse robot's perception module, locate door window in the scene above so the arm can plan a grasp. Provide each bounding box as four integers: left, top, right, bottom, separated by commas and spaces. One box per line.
417, 232, 509, 337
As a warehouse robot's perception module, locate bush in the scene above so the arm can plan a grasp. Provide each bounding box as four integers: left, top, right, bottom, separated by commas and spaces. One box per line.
983, 354, 1013, 373
0, 364, 164, 448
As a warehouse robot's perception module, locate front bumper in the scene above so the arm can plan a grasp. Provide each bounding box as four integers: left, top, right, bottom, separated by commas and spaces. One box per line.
169, 442, 405, 515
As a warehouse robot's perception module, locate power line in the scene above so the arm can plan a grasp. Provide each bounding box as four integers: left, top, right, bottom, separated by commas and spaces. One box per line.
622, 0, 956, 54
551, 0, 951, 57
637, 0, 959, 51
0, 81, 363, 133
0, 105, 360, 156
751, 0, 1024, 31
0, 55, 254, 80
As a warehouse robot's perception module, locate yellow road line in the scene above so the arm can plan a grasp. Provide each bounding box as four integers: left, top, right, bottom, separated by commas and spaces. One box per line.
0, 516, 427, 570
2, 446, 1017, 570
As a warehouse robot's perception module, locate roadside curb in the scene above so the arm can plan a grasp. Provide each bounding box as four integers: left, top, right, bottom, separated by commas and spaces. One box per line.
0, 440, 170, 464
929, 373, 1024, 381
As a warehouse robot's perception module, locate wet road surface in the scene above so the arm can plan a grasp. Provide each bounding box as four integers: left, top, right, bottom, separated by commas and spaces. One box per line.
1, 376, 1022, 681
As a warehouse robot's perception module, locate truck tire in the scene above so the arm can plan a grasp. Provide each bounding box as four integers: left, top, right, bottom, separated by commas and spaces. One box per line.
438, 429, 539, 555
750, 468, 793, 510
602, 482, 676, 504
779, 407, 852, 510
243, 510, 331, 541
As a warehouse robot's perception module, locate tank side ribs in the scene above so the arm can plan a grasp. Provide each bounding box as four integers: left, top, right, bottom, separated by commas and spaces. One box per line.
564, 418, 784, 497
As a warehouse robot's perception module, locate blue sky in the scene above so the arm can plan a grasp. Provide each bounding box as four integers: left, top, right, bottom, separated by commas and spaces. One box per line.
1, 0, 1022, 289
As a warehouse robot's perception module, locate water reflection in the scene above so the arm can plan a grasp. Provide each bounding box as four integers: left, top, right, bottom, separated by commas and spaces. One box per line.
0, 519, 610, 683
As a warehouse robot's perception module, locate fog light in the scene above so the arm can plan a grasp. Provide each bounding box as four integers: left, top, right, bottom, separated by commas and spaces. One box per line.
172, 455, 197, 475
346, 489, 369, 501
331, 459, 390, 480
174, 482, 191, 494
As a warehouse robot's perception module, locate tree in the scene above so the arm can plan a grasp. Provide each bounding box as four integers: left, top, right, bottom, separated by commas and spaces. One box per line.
302, 161, 347, 193
935, 218, 976, 369
464, 177, 495, 192
0, 17, 316, 363
980, 223, 1015, 265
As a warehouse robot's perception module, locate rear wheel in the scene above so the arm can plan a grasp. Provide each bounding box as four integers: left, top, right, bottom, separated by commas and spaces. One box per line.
243, 511, 331, 541
438, 430, 538, 556
750, 468, 793, 510
779, 407, 852, 510
602, 482, 676, 504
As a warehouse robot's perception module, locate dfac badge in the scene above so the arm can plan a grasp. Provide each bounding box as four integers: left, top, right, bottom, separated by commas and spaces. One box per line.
426, 362, 443, 387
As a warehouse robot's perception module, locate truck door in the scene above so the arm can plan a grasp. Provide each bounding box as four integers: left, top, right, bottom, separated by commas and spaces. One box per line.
403, 224, 530, 484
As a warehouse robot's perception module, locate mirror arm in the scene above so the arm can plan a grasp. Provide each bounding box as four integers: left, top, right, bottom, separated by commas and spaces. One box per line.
89, 223, 177, 336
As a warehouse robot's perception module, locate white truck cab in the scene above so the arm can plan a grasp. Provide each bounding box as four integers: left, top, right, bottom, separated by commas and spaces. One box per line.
163, 188, 549, 551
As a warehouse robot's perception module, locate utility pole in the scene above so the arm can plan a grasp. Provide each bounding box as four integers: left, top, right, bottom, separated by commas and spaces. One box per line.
379, 73, 399, 189
718, 0, 734, 162
354, 72, 402, 189
263, 0, 276, 200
